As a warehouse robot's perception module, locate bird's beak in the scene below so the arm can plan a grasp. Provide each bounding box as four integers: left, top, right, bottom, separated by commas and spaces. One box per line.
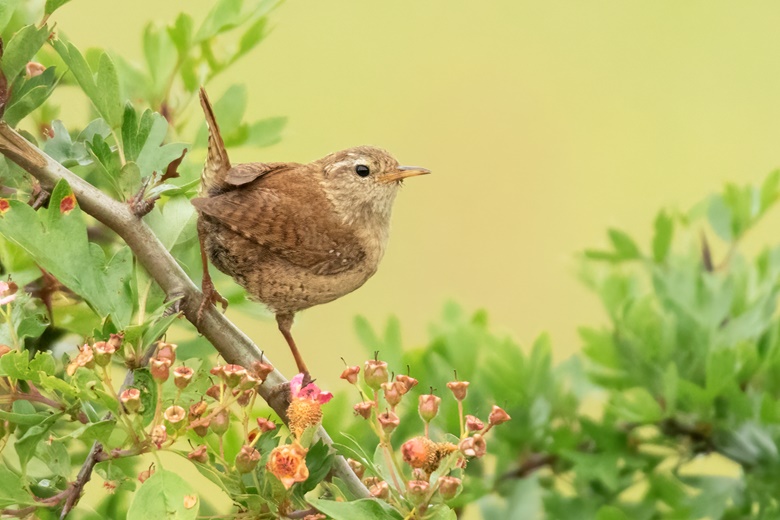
379, 165, 431, 184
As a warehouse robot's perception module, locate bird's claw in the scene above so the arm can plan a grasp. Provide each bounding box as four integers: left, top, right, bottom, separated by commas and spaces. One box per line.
197, 278, 228, 325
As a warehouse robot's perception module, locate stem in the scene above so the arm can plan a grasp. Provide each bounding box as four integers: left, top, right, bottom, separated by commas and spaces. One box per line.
0, 121, 369, 499
457, 400, 464, 438
2, 304, 20, 351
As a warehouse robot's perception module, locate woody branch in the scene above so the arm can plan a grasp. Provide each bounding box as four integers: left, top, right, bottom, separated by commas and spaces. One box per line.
0, 121, 369, 499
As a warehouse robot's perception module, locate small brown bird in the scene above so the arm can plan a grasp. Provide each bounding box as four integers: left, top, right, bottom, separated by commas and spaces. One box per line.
192, 88, 429, 375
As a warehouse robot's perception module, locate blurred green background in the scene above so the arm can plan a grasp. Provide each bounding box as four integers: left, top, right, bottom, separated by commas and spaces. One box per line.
55, 0, 780, 382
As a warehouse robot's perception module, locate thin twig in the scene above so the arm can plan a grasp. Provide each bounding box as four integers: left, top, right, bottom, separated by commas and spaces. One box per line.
0, 122, 369, 500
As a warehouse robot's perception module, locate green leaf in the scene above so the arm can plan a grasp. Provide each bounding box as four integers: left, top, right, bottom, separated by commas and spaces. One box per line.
4, 66, 59, 127
246, 116, 286, 147
607, 228, 641, 260
0, 0, 20, 35
144, 196, 197, 251
95, 52, 122, 127
596, 506, 630, 520
35, 440, 71, 478
167, 13, 193, 57
142, 23, 177, 100
53, 39, 122, 127
15, 412, 64, 471
609, 387, 662, 423
232, 16, 268, 63
134, 110, 187, 177
0, 180, 133, 326
306, 497, 403, 520
0, 466, 35, 508
127, 468, 199, 520
760, 169, 780, 214
651, 210, 674, 263
44, 0, 72, 15
1, 24, 50, 84
195, 0, 243, 42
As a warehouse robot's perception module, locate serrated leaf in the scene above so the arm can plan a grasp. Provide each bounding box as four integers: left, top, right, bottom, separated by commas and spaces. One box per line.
134, 110, 187, 177
127, 468, 199, 520
0, 180, 133, 326
167, 13, 193, 57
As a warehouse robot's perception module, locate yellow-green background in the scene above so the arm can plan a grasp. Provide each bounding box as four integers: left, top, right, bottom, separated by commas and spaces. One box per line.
56, 0, 780, 383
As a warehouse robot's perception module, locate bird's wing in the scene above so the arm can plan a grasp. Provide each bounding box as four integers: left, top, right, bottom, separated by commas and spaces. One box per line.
191, 173, 365, 276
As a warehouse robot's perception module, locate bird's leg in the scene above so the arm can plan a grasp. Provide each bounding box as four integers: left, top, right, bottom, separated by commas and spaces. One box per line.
276, 313, 309, 376
197, 219, 229, 324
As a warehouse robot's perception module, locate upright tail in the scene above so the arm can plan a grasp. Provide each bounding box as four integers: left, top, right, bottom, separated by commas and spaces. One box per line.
199, 87, 231, 195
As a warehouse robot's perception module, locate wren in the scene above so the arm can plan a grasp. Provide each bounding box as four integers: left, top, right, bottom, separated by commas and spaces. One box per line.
192, 87, 429, 375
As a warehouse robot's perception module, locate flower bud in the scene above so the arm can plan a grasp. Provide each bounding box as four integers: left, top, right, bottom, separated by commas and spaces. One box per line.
251, 360, 274, 380
465, 415, 484, 432
235, 445, 261, 474
406, 480, 430, 505
206, 384, 222, 400
156, 342, 177, 363
210, 409, 229, 436
438, 476, 462, 500
347, 458, 365, 479
238, 372, 261, 390
340, 365, 360, 384
236, 389, 253, 407
107, 332, 124, 351
25, 62, 45, 78
150, 357, 171, 383
0, 344, 10, 357
353, 401, 374, 419
191, 417, 210, 437
119, 388, 141, 413
163, 405, 186, 430
189, 400, 208, 420
173, 366, 194, 389
368, 479, 389, 499
446, 380, 469, 401
138, 464, 155, 483
458, 433, 487, 458
381, 381, 404, 408
151, 425, 167, 448
256, 417, 277, 433
93, 341, 116, 366
188, 445, 208, 463
418, 394, 441, 423
488, 405, 511, 426
395, 374, 418, 393
364, 359, 389, 390
378, 410, 400, 434
222, 364, 247, 388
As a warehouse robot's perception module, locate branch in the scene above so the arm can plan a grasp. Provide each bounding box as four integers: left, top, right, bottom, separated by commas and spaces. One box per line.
0, 122, 369, 499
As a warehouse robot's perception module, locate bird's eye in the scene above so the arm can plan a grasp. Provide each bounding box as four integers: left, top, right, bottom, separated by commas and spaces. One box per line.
355, 164, 370, 177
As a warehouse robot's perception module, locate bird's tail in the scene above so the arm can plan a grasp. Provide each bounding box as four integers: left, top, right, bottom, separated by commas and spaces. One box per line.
199, 87, 231, 195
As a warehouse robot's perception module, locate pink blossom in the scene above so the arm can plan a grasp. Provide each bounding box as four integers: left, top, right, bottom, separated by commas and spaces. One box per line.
289, 373, 333, 404
0, 281, 17, 306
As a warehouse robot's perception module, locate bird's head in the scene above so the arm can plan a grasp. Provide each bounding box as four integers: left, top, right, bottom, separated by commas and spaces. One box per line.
317, 146, 429, 225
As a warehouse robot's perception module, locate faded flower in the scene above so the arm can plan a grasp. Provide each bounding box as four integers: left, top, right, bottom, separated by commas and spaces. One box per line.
267, 442, 309, 489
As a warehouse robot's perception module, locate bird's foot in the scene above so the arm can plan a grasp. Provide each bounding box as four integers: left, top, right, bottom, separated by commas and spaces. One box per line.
197, 277, 228, 324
